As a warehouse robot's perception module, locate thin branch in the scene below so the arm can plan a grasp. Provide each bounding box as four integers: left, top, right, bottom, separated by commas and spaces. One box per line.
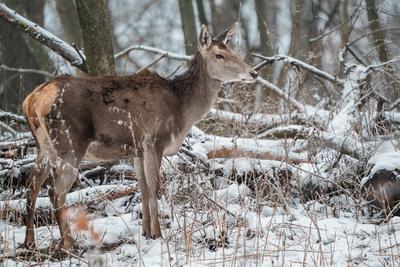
346, 27, 400, 48
388, 98, 400, 111
0, 110, 26, 122
0, 2, 87, 72
0, 62, 54, 77
115, 44, 192, 61
366, 55, 400, 72
0, 121, 17, 136
136, 53, 166, 73
253, 53, 344, 85
256, 77, 306, 113
309, 14, 354, 43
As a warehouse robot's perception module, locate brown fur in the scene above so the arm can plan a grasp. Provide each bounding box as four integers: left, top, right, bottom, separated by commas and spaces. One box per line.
22, 25, 257, 250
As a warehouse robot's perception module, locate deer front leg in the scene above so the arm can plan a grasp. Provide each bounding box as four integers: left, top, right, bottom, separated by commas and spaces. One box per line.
142, 141, 162, 238
49, 161, 79, 250
134, 157, 151, 237
24, 154, 52, 249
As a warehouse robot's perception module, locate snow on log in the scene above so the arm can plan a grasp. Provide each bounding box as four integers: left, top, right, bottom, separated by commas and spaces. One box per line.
257, 125, 371, 159
0, 2, 86, 71
0, 184, 137, 215
384, 111, 400, 123
207, 108, 314, 129
0, 138, 34, 150
199, 134, 309, 163
0, 110, 26, 122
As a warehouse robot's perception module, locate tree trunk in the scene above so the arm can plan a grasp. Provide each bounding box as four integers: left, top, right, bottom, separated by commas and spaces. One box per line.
0, 0, 51, 112
55, 0, 82, 46
254, 0, 276, 106
75, 0, 115, 76
208, 0, 240, 33
195, 0, 208, 27
365, 0, 390, 64
178, 0, 198, 55
281, 0, 319, 101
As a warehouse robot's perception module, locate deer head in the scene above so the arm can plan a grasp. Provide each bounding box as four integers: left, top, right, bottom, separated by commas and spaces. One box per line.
198, 24, 258, 83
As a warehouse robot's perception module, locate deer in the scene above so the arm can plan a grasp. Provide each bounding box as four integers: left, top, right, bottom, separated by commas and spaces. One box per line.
22, 24, 258, 250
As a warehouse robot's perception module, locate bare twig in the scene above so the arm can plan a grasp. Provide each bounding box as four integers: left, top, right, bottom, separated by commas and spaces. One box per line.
366, 55, 400, 72
0, 63, 54, 77
0, 121, 17, 136
388, 98, 400, 111
253, 53, 344, 85
136, 53, 166, 73
115, 44, 192, 61
256, 77, 306, 113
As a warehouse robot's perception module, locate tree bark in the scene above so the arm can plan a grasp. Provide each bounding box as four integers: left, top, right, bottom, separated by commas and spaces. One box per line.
55, 0, 82, 46
195, 0, 208, 27
0, 2, 86, 71
178, 0, 198, 55
365, 0, 390, 64
254, 0, 276, 105
0, 0, 51, 112
75, 0, 115, 76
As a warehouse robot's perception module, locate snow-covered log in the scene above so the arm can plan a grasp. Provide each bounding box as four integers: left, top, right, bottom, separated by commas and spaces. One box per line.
257, 125, 371, 159
0, 2, 87, 72
198, 134, 309, 163
0, 110, 26, 122
0, 184, 137, 215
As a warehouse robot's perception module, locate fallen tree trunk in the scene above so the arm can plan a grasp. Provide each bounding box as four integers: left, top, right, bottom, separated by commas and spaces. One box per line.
0, 184, 137, 217
207, 147, 311, 164
257, 125, 372, 159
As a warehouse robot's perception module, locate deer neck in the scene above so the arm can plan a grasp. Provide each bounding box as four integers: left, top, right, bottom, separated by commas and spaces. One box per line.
172, 51, 221, 127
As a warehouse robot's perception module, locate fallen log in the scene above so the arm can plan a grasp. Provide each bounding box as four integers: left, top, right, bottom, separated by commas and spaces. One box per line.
0, 184, 138, 217
207, 147, 311, 165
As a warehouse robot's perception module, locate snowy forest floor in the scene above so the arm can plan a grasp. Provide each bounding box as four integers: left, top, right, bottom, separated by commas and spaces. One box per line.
1, 126, 400, 267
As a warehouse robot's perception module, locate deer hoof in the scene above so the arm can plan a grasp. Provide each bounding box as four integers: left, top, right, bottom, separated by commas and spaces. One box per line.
150, 233, 162, 239
22, 240, 36, 250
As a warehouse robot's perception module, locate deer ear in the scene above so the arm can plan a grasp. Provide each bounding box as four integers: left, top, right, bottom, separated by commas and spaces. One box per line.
199, 24, 212, 50
216, 23, 238, 45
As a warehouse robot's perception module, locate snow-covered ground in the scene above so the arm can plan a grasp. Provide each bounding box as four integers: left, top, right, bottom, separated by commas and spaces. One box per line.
1, 142, 400, 266
1, 182, 400, 266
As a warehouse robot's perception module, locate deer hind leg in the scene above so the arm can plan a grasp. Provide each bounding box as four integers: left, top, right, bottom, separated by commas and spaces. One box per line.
134, 157, 151, 237
24, 151, 54, 249
142, 141, 162, 238
48, 159, 80, 250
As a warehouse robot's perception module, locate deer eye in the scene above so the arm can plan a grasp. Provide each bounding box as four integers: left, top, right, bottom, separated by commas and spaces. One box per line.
215, 54, 224, 59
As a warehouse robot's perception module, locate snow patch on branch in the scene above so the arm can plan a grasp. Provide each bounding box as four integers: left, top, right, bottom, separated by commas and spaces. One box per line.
0, 2, 86, 70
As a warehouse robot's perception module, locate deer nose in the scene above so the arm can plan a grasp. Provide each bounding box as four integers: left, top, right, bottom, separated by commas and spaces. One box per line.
250, 71, 258, 79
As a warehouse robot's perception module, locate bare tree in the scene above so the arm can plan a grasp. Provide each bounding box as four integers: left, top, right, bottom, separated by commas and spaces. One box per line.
195, 0, 208, 27
365, 0, 390, 64
0, 0, 53, 112
75, 0, 115, 76
178, 0, 198, 55
55, 0, 82, 47
254, 0, 276, 104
